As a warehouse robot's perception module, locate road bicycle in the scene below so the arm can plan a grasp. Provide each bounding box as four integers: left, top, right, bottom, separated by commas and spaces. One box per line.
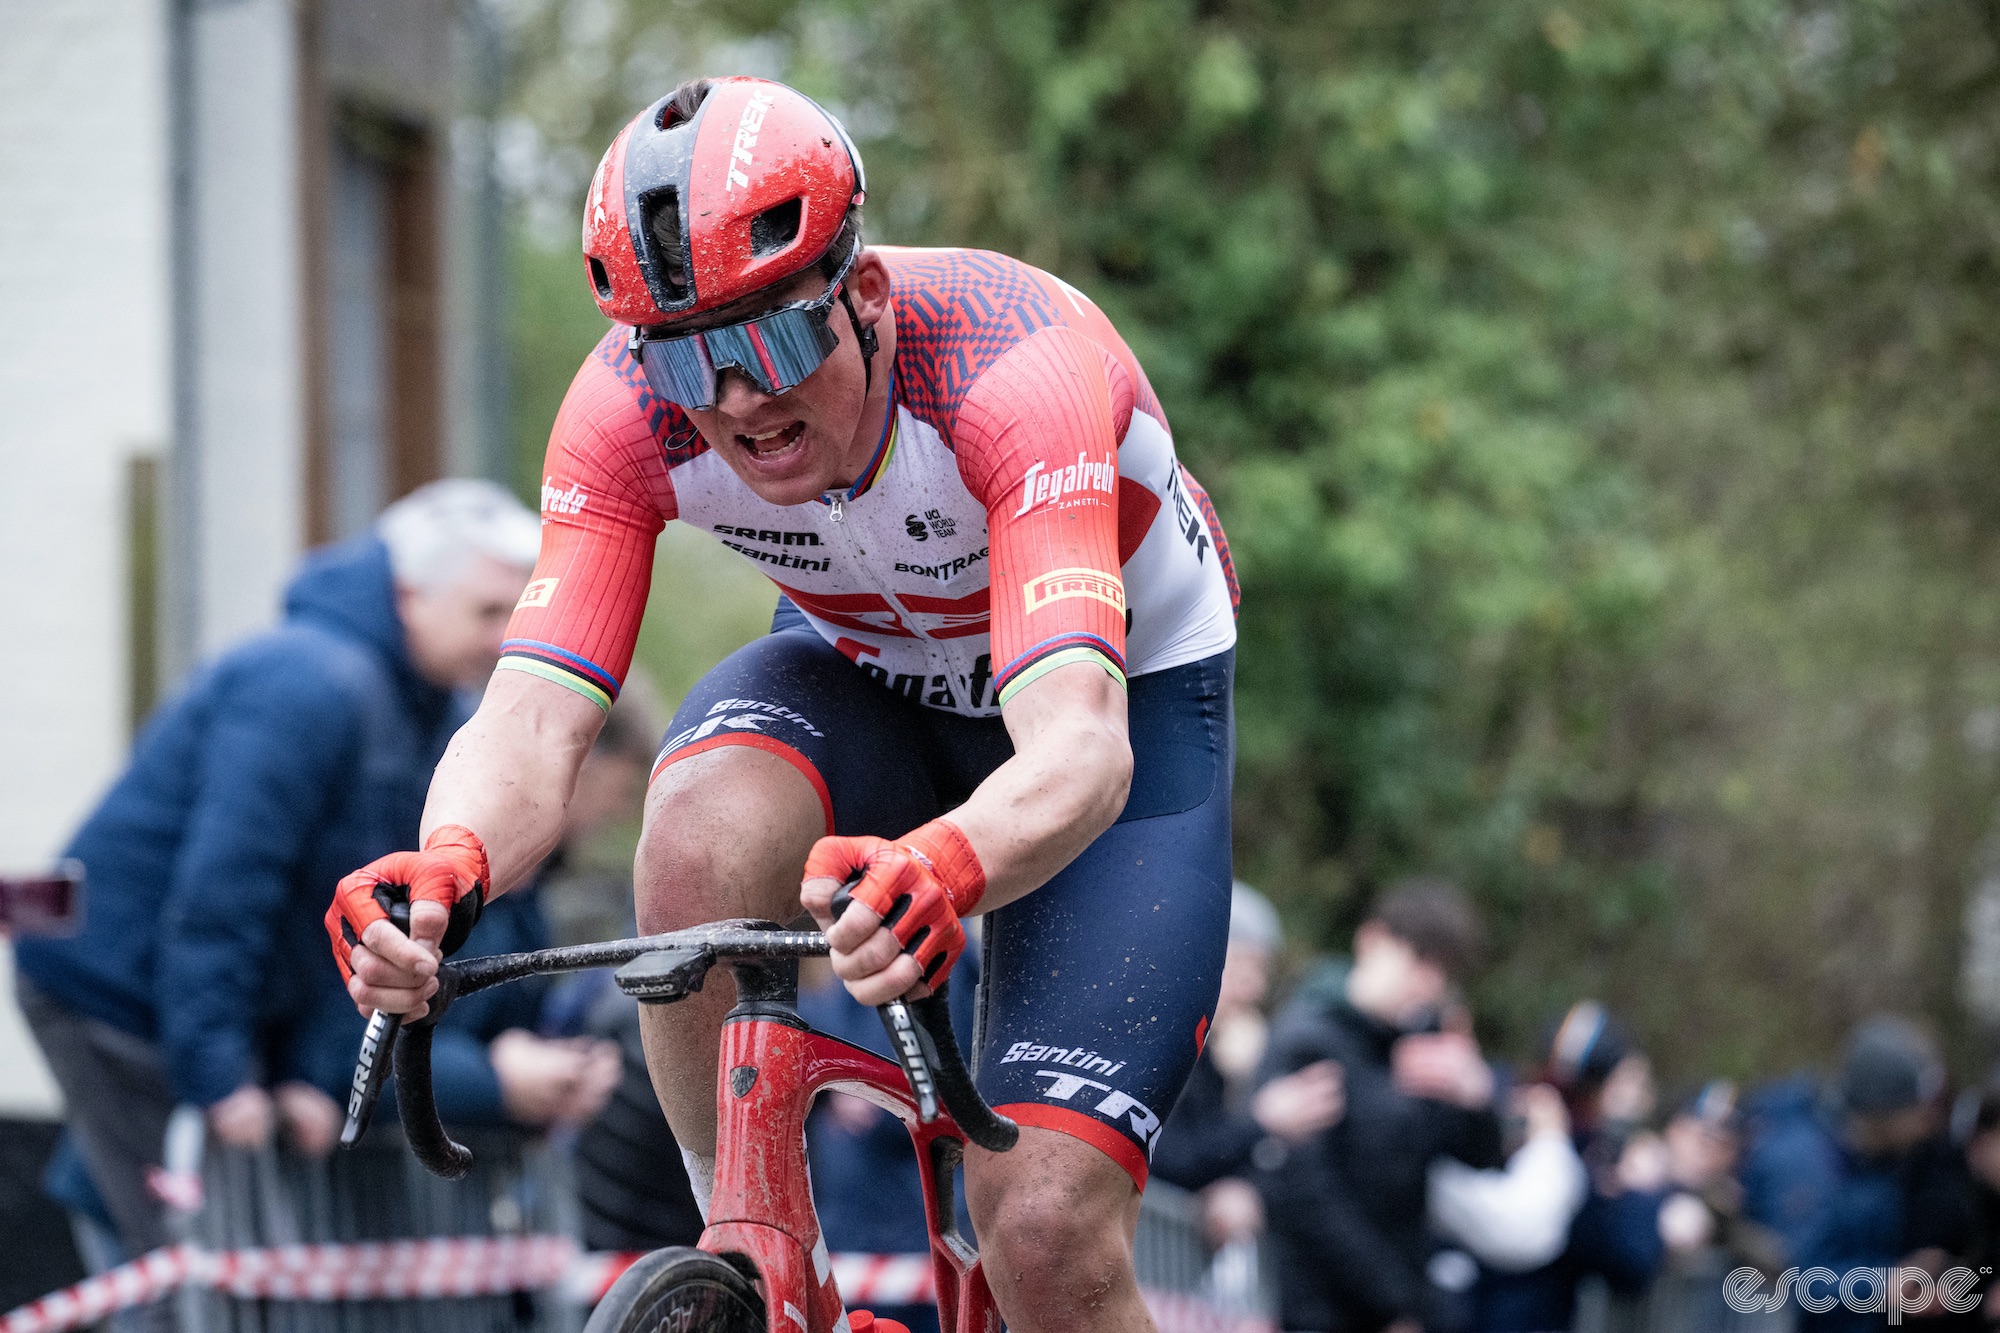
341, 894, 1018, 1333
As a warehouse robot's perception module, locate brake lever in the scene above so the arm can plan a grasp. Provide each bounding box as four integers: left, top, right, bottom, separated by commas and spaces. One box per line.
336, 892, 474, 1177
340, 897, 410, 1148
830, 881, 940, 1122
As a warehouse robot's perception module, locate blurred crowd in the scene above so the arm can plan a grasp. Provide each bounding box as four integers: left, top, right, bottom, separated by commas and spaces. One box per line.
1136, 879, 2000, 1333
16, 495, 2000, 1333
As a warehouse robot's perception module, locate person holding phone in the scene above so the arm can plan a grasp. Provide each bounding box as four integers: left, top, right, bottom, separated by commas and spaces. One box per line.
1255, 879, 1501, 1333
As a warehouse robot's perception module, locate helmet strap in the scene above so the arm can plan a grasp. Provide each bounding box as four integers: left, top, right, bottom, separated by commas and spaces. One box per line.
839, 287, 879, 396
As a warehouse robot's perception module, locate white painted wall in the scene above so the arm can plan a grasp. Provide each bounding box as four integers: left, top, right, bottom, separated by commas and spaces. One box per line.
0, 0, 172, 1115
187, 0, 305, 657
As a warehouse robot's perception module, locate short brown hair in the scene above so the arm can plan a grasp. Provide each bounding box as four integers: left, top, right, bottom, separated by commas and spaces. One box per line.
1367, 877, 1483, 982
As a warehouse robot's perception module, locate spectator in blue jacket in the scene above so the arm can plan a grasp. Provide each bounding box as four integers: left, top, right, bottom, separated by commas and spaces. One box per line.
13, 479, 540, 1262
1739, 1014, 1974, 1333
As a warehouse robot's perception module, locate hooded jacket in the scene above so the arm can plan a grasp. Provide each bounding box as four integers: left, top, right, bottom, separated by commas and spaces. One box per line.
1256, 961, 1504, 1333
16, 537, 467, 1107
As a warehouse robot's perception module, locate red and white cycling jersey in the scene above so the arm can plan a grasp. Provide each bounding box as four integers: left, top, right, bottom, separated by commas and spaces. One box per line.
499, 247, 1237, 718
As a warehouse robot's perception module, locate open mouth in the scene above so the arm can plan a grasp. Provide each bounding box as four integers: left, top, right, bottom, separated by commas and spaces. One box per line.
735, 421, 807, 461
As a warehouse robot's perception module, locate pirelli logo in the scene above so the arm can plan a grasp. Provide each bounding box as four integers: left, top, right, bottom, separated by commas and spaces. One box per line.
1023, 568, 1126, 616
516, 577, 560, 610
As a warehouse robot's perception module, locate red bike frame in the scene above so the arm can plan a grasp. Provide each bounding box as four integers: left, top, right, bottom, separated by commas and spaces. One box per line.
346, 922, 1010, 1332
705, 1009, 1000, 1333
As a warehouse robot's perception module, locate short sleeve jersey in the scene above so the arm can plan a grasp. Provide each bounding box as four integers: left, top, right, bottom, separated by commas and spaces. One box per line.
500, 247, 1237, 718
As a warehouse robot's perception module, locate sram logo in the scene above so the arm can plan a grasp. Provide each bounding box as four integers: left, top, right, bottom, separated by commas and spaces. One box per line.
1023, 567, 1125, 616
1013, 451, 1116, 517
725, 89, 776, 190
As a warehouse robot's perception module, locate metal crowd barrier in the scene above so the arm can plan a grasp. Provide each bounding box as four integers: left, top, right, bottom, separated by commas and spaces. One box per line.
163, 1109, 576, 1333
50, 1111, 1270, 1333
1574, 1252, 1796, 1333
1134, 1180, 1276, 1332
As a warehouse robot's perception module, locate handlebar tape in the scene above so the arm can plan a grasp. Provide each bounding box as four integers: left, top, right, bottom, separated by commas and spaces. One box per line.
335, 891, 473, 1176
393, 1021, 473, 1179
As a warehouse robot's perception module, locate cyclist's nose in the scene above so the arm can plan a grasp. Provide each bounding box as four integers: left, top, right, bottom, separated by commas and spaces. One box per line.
715, 368, 777, 417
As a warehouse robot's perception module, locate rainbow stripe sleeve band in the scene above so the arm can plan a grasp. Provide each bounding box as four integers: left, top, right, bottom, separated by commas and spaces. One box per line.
994, 633, 1127, 708
495, 640, 620, 713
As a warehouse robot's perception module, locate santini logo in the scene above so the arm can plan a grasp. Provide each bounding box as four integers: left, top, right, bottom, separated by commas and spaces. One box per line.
1023, 568, 1125, 616
1013, 451, 1116, 516
725, 89, 776, 191
541, 478, 587, 517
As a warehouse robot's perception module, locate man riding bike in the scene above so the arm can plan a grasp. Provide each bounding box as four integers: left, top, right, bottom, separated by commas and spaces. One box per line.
329, 76, 1237, 1333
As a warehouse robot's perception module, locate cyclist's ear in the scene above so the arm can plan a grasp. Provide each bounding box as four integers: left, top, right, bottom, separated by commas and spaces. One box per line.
846, 248, 892, 325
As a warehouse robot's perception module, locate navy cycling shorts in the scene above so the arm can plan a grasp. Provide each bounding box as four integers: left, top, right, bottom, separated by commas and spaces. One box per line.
652, 606, 1234, 1188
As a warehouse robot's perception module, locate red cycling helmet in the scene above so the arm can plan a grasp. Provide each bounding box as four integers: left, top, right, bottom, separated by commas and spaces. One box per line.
582, 77, 867, 328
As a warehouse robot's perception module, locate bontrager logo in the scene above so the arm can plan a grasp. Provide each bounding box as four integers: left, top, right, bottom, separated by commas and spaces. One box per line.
896, 548, 988, 581
587, 152, 613, 229
725, 89, 776, 191
541, 478, 587, 517
1023, 568, 1125, 616
1013, 451, 1116, 517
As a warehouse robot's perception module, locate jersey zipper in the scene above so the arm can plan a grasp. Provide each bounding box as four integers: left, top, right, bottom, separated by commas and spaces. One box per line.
818, 369, 897, 525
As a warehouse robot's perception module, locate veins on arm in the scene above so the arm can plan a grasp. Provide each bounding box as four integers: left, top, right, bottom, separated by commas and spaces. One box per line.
940, 661, 1131, 914
419, 669, 606, 896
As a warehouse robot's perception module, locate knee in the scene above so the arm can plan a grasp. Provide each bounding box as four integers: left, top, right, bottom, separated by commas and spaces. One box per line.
632, 748, 823, 933
633, 796, 719, 935
972, 1169, 1131, 1293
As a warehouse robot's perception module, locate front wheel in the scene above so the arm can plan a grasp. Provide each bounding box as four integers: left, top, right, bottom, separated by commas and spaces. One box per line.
585, 1247, 765, 1333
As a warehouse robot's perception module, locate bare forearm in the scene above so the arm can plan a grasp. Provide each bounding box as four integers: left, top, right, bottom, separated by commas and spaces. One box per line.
419, 672, 604, 895
948, 663, 1132, 912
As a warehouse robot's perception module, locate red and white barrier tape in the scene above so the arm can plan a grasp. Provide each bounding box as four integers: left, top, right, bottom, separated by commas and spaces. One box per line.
3, 1239, 1271, 1333
1, 1238, 581, 1333
828, 1253, 934, 1305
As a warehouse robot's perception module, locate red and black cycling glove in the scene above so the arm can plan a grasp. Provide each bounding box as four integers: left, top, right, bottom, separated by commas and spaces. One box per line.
805, 819, 986, 989
325, 824, 489, 986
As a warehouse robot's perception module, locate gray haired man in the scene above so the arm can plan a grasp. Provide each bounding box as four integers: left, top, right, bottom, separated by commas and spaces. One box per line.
15, 479, 540, 1266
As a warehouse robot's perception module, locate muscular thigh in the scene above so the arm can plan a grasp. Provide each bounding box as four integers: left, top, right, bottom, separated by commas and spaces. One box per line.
642, 622, 1012, 930
973, 650, 1235, 1191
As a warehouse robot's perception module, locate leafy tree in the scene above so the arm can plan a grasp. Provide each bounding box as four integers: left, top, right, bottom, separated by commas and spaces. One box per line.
492, 0, 2000, 1079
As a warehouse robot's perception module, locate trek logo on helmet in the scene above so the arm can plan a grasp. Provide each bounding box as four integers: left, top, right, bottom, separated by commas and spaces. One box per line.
726, 88, 776, 190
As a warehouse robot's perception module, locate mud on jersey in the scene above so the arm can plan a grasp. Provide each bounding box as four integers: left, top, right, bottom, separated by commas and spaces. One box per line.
499, 247, 1238, 718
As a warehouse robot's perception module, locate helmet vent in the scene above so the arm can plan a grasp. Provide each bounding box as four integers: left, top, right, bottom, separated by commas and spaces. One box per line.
750, 198, 803, 258
640, 188, 690, 300
588, 257, 613, 300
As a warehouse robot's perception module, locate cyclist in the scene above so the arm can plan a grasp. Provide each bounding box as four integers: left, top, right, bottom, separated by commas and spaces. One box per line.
329, 76, 1236, 1333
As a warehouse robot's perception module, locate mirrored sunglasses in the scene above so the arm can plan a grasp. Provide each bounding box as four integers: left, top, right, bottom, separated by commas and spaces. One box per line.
630, 248, 857, 410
